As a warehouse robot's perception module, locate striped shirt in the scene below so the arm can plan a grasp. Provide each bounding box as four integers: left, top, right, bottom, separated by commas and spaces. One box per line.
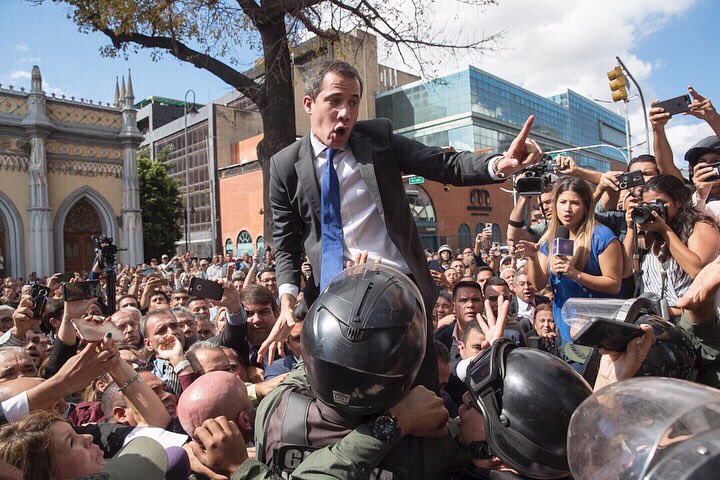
640, 252, 692, 307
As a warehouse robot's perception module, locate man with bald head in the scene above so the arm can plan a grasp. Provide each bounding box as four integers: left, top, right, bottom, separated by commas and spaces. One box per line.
109, 307, 143, 348
177, 370, 254, 443
0, 348, 37, 384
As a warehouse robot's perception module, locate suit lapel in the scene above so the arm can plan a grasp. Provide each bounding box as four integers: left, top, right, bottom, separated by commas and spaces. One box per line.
351, 132, 385, 219
295, 135, 322, 220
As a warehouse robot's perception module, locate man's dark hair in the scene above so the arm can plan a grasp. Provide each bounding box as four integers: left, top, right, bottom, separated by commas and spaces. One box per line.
187, 296, 209, 306
304, 60, 364, 100
117, 294, 138, 305
433, 339, 450, 363
627, 154, 657, 172
462, 322, 484, 344
149, 291, 169, 303
240, 284, 276, 308
256, 266, 276, 280
437, 291, 453, 304
452, 280, 482, 300
477, 266, 493, 274
482, 277, 510, 296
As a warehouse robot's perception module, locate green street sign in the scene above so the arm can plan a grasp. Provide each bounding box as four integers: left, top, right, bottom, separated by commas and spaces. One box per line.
408, 176, 425, 185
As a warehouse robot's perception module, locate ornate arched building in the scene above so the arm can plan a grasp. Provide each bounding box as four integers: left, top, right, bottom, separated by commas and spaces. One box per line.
0, 66, 143, 278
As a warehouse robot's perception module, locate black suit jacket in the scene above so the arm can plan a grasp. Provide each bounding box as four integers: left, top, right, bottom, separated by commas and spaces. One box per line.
270, 118, 501, 317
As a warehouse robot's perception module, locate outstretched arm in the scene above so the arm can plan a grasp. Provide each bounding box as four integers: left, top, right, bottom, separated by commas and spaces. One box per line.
395, 116, 543, 184
649, 102, 683, 180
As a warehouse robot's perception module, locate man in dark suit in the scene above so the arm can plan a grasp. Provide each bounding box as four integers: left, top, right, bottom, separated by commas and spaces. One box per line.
261, 60, 542, 390
511, 272, 551, 334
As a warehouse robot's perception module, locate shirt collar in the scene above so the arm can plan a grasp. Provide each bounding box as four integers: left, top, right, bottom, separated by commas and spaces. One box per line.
310, 132, 345, 161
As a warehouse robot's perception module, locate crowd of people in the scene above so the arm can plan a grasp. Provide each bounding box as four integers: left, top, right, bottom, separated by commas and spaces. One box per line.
0, 60, 719, 480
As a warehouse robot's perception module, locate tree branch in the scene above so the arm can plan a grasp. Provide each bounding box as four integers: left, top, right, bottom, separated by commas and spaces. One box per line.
98, 27, 266, 107
292, 11, 340, 40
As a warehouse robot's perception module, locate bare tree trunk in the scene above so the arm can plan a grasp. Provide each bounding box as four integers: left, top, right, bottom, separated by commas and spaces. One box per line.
257, 17, 297, 246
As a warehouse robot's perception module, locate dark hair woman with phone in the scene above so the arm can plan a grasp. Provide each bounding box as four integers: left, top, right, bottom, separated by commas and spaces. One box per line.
622, 174, 719, 317
520, 177, 623, 344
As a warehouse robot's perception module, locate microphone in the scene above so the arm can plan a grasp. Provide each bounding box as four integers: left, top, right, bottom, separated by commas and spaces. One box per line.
555, 225, 570, 242
165, 446, 191, 480
553, 226, 574, 278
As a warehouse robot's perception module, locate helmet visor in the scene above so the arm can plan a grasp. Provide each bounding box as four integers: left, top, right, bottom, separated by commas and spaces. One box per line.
568, 378, 720, 480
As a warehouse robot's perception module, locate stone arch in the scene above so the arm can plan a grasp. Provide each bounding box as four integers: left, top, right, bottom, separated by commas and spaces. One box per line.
54, 186, 118, 272
0, 191, 25, 278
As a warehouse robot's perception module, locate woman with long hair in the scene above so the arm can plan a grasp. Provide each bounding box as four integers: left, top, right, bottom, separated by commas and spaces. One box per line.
520, 177, 623, 343
623, 174, 719, 316
0, 411, 105, 480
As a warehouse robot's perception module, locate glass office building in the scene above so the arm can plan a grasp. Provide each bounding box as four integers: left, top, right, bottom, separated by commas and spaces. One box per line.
376, 66, 626, 171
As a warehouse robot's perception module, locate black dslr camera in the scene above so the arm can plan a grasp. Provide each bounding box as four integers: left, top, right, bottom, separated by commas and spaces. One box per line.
631, 200, 667, 224
515, 155, 556, 196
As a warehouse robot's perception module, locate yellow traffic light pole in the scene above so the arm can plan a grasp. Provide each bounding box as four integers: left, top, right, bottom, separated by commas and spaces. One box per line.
608, 56, 651, 157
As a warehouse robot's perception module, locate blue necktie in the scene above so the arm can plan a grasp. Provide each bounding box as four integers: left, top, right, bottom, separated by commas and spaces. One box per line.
320, 148, 344, 290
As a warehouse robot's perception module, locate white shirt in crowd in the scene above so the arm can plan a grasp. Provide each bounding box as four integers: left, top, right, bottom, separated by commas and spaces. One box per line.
515, 297, 535, 322
692, 192, 720, 224
206, 263, 226, 281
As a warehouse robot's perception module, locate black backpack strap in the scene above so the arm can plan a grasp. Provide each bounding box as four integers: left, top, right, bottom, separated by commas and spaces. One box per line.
281, 390, 313, 446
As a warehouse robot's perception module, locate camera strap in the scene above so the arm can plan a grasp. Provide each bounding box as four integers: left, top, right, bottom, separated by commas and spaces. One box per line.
660, 258, 671, 299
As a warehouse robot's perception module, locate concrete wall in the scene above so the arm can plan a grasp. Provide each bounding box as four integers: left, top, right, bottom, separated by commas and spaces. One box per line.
1, 170, 30, 268
214, 105, 263, 168
48, 173, 123, 222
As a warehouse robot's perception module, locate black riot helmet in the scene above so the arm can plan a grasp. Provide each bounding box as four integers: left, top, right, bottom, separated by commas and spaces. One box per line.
302, 264, 426, 416
463, 339, 592, 479
633, 314, 697, 380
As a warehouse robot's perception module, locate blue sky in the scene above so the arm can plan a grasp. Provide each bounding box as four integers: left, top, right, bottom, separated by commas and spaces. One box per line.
1, 0, 718, 160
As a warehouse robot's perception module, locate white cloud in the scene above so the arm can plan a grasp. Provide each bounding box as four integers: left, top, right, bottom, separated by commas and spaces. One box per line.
664, 121, 715, 166
9, 70, 30, 81
1, 70, 67, 97
374, 0, 700, 159
14, 43, 29, 51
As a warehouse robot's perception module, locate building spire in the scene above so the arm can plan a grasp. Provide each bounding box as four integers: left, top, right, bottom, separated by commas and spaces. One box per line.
120, 76, 126, 107
114, 76, 120, 106
125, 69, 134, 101
31, 65, 42, 93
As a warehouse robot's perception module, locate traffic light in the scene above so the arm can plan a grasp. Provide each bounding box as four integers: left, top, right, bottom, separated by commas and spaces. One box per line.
607, 66, 628, 102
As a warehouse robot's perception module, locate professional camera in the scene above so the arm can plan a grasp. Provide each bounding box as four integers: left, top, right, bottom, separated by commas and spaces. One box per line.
631, 200, 667, 225
515, 155, 556, 196
92, 234, 119, 257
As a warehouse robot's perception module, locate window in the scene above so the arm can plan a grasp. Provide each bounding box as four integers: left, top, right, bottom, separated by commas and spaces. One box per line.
224, 239, 233, 255
256, 236, 265, 255
236, 230, 253, 256
458, 224, 471, 249
405, 185, 436, 222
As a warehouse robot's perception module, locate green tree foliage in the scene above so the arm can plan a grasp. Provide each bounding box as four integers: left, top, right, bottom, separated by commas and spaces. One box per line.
138, 147, 183, 259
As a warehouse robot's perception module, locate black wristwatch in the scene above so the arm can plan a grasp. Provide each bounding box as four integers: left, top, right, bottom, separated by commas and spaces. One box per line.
465, 441, 493, 460
371, 414, 401, 444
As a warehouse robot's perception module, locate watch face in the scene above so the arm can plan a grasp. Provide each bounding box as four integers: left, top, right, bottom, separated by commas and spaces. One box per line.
374, 415, 399, 441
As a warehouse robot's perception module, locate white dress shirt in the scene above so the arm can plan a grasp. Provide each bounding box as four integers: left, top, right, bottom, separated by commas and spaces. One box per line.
279, 133, 504, 298
278, 134, 411, 298
515, 297, 535, 321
